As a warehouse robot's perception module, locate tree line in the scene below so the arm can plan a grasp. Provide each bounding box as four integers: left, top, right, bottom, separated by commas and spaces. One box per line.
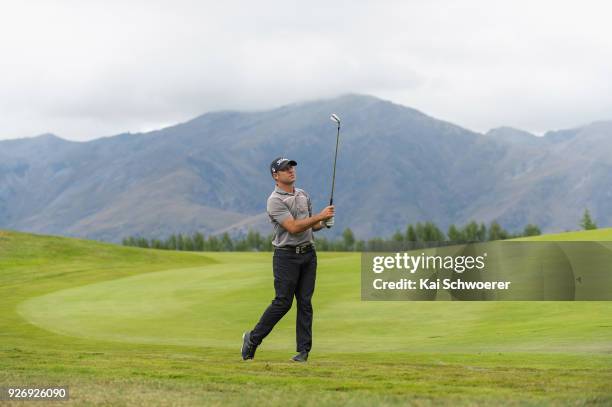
122, 220, 543, 252
122, 209, 598, 252
122, 230, 273, 252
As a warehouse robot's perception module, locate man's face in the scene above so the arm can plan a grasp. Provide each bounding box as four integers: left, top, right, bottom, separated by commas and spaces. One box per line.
274, 165, 296, 184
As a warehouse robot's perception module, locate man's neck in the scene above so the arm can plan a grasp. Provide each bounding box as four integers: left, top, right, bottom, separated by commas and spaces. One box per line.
277, 183, 295, 194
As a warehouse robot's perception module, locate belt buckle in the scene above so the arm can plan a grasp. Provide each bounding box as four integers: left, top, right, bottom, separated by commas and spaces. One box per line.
295, 246, 300, 254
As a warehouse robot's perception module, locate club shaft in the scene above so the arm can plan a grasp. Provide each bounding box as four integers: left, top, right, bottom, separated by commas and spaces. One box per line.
329, 125, 340, 205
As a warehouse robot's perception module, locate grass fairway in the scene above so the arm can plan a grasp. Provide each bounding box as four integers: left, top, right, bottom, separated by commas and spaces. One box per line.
1, 229, 611, 406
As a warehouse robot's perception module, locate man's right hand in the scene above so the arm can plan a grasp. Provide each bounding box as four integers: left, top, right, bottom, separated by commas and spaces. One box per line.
318, 205, 335, 221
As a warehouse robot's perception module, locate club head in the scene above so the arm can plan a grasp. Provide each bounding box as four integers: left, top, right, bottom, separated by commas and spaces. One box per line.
330, 113, 341, 125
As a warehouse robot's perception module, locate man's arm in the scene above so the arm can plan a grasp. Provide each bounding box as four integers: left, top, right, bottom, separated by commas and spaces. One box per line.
312, 221, 326, 231
281, 206, 335, 234
281, 215, 324, 234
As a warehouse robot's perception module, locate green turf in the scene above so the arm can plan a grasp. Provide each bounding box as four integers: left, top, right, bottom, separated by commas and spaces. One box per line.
514, 227, 612, 241
1, 229, 611, 406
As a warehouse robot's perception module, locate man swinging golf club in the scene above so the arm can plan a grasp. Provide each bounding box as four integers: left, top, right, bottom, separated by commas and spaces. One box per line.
242, 114, 341, 362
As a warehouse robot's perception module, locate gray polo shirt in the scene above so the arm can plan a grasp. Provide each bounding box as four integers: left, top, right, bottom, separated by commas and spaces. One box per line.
267, 185, 314, 247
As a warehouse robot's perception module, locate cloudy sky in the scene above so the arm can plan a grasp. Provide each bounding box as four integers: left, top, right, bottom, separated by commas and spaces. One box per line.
1, 0, 611, 141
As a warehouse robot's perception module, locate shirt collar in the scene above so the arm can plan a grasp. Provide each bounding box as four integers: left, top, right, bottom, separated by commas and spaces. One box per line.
274, 185, 296, 195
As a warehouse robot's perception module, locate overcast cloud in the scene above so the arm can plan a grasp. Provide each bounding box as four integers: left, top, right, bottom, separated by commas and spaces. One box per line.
1, 0, 611, 141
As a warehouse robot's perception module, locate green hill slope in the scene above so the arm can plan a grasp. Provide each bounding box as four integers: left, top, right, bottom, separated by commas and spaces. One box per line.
514, 227, 612, 241
1, 229, 611, 406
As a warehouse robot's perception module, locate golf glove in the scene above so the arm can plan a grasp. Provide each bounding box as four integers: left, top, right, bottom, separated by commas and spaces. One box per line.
325, 216, 334, 228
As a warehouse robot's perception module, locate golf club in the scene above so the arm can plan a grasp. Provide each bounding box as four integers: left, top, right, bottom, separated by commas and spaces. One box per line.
326, 113, 341, 228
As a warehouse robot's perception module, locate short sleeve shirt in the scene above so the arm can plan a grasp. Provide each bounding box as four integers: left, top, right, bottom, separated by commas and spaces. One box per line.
267, 186, 314, 247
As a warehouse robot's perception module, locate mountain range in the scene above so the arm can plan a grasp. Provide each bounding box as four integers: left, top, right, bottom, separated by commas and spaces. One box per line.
1, 94, 611, 242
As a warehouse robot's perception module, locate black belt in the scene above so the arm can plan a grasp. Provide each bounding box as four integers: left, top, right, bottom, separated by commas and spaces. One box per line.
275, 243, 315, 254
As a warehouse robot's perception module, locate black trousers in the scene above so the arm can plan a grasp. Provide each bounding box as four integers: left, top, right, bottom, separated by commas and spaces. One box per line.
250, 248, 317, 352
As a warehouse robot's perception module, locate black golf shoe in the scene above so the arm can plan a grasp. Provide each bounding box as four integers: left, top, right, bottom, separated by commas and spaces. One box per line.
241, 331, 257, 360
291, 351, 309, 362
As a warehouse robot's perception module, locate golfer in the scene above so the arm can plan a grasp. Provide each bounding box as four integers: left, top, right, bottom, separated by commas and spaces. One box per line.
241, 157, 335, 362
